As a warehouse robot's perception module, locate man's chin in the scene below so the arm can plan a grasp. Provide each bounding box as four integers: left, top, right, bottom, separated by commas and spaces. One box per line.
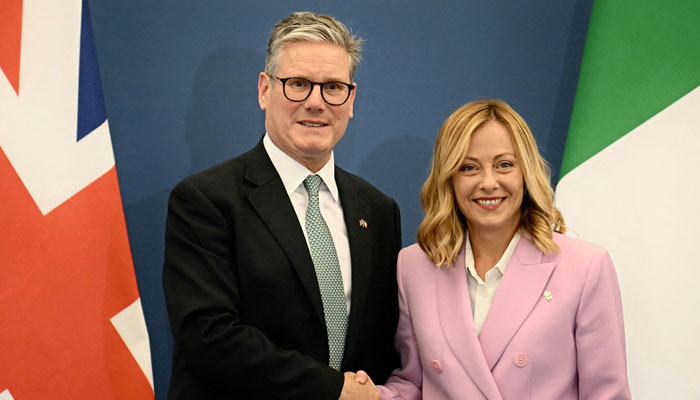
294, 139, 337, 157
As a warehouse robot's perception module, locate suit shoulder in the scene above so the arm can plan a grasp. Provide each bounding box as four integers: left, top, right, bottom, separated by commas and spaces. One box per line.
400, 243, 427, 258
397, 244, 434, 271
550, 232, 613, 271
553, 232, 608, 255
335, 166, 397, 206
171, 146, 262, 196
395, 244, 444, 292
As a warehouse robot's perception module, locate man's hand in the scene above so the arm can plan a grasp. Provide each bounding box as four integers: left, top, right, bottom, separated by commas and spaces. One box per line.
354, 370, 372, 385
339, 371, 380, 400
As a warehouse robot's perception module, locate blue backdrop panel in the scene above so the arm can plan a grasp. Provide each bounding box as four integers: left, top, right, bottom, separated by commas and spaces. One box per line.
89, 1, 592, 398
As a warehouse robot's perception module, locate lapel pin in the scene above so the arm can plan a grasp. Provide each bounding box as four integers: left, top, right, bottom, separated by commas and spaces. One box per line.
359, 219, 368, 229
543, 291, 553, 302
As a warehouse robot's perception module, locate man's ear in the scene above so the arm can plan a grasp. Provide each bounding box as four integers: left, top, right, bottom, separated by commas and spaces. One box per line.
258, 72, 270, 110
348, 81, 357, 119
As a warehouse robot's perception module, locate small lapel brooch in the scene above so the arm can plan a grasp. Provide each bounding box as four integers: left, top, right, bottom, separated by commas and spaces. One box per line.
359, 219, 368, 229
543, 291, 553, 302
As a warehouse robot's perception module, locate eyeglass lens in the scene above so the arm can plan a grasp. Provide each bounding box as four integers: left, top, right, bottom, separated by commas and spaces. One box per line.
282, 78, 351, 105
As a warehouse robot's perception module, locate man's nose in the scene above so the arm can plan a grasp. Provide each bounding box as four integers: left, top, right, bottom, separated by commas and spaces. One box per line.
304, 84, 326, 110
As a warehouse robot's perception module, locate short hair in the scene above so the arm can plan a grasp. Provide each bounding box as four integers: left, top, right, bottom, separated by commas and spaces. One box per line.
265, 12, 364, 81
417, 99, 566, 267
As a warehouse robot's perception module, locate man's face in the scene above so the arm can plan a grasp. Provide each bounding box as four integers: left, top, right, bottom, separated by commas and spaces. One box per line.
258, 41, 355, 172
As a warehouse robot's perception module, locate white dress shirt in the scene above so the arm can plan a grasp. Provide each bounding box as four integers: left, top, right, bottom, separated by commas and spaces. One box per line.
464, 232, 520, 335
263, 133, 352, 312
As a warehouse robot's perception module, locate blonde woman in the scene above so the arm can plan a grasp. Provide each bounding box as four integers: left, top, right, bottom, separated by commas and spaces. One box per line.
374, 100, 631, 399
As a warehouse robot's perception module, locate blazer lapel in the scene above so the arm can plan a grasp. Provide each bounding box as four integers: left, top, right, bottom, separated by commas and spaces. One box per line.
478, 236, 556, 370
335, 170, 372, 363
438, 246, 503, 400
243, 143, 325, 323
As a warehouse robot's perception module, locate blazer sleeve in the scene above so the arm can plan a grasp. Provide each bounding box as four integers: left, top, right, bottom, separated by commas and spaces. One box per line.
378, 249, 422, 400
162, 179, 343, 399
575, 248, 632, 399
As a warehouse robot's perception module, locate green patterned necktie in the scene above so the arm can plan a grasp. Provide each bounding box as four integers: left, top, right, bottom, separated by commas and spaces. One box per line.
303, 174, 347, 370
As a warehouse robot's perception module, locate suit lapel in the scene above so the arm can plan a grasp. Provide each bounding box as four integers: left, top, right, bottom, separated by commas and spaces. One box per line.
243, 143, 325, 323
478, 236, 555, 370
437, 246, 503, 400
335, 170, 372, 363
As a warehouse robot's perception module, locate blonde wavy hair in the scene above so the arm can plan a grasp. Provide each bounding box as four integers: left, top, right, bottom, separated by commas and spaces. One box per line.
417, 99, 566, 267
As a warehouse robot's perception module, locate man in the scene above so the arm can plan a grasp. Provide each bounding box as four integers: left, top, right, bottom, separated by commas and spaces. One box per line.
163, 12, 401, 399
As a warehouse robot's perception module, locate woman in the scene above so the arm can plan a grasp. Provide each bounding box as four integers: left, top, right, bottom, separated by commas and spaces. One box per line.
376, 100, 631, 399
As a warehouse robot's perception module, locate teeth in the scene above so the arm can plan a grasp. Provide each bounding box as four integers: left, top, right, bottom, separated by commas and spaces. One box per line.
477, 199, 502, 206
301, 122, 324, 127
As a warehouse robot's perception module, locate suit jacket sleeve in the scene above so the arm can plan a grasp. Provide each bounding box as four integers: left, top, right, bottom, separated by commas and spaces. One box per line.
163, 178, 343, 399
575, 248, 631, 399
378, 248, 422, 400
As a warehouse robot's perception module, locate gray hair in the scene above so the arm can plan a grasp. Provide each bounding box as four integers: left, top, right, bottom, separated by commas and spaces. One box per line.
265, 12, 364, 81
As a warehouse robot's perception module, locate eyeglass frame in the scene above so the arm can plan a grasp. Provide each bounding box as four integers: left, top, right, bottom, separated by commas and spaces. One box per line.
273, 75, 355, 106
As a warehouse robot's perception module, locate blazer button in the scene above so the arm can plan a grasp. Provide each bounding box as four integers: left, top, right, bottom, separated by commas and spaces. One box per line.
514, 353, 528, 367
431, 360, 442, 373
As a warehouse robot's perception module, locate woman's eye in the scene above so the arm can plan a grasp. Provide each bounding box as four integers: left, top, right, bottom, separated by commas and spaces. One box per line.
497, 161, 513, 169
460, 165, 476, 172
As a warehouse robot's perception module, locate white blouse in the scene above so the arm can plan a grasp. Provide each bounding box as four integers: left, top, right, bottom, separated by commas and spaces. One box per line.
464, 232, 521, 335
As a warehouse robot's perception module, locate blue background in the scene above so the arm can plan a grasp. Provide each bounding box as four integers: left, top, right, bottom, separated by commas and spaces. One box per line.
89, 1, 592, 397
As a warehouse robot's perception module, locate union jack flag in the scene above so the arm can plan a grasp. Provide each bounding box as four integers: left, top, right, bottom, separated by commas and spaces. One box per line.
0, 1, 153, 398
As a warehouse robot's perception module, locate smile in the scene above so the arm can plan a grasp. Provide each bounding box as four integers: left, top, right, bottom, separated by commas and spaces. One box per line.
475, 198, 503, 206
299, 121, 327, 127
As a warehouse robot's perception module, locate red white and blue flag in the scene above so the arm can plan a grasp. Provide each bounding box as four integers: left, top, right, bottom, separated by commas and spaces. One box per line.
1, 1, 153, 398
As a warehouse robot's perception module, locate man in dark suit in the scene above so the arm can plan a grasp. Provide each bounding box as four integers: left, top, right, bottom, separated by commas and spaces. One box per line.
163, 12, 401, 399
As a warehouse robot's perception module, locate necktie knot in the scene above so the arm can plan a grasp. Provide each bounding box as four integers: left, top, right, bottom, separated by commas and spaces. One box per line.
304, 174, 323, 198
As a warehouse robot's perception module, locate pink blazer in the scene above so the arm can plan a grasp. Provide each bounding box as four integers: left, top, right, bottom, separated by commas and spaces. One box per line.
378, 233, 631, 400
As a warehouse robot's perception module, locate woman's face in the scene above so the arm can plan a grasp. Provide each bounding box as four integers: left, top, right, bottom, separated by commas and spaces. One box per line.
452, 120, 524, 237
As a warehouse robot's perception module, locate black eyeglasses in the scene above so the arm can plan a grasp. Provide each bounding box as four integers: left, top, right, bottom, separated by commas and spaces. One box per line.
275, 76, 355, 106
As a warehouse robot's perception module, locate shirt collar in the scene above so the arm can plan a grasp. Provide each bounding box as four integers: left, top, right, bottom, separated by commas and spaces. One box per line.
263, 133, 339, 201
465, 231, 521, 281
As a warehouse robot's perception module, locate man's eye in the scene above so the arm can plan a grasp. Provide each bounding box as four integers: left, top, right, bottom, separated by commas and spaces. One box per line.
325, 82, 341, 91
289, 79, 309, 88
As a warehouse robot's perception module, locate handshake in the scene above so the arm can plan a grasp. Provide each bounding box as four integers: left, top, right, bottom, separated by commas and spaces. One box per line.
339, 370, 381, 400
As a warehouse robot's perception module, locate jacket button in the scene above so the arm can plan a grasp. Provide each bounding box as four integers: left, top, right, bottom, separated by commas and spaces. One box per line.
431, 360, 442, 373
514, 353, 528, 367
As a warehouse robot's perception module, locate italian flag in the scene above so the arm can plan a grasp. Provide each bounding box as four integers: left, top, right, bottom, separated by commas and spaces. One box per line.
555, 1, 700, 398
